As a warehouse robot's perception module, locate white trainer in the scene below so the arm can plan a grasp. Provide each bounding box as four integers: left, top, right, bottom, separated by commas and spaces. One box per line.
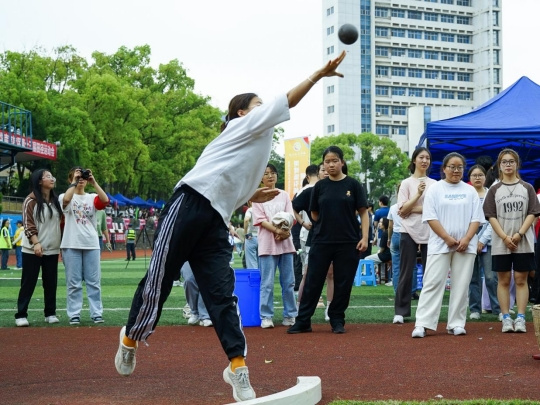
182, 303, 191, 319
115, 326, 137, 376
15, 318, 29, 327
448, 326, 466, 336
223, 364, 256, 402
282, 317, 295, 326
261, 318, 274, 328
514, 317, 527, 333
324, 306, 330, 322
412, 326, 426, 338
199, 319, 213, 327
469, 312, 481, 320
45, 315, 60, 324
187, 314, 200, 325
501, 317, 514, 333
393, 315, 404, 324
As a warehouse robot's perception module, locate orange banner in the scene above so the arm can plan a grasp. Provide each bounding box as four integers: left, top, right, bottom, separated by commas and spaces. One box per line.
284, 137, 310, 199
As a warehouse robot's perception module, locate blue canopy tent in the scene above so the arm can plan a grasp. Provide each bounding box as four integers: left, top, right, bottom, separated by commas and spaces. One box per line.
146, 198, 161, 208
131, 196, 152, 208
418, 76, 540, 182
113, 193, 137, 206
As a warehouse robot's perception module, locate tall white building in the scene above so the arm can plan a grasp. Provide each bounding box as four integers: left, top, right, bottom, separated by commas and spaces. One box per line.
322, 0, 502, 153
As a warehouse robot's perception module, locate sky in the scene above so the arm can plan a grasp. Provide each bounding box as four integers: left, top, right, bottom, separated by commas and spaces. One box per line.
1, 0, 538, 147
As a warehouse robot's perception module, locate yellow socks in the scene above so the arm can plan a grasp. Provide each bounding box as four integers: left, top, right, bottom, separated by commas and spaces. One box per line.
123, 335, 137, 348
230, 356, 246, 371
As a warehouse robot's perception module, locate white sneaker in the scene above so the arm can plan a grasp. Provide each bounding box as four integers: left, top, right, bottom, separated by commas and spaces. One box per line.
385, 280, 393, 287
187, 314, 200, 325
498, 313, 503, 322
115, 326, 137, 376
172, 280, 182, 287
448, 326, 466, 336
514, 317, 527, 333
199, 319, 213, 327
45, 315, 60, 324
469, 312, 481, 320
182, 303, 191, 319
412, 326, 425, 338
316, 297, 325, 309
282, 317, 295, 326
15, 318, 29, 327
502, 317, 514, 333
261, 318, 274, 328
324, 306, 330, 322
393, 315, 404, 324
223, 364, 256, 402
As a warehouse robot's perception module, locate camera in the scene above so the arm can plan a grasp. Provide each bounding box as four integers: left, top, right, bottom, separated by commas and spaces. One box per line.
80, 169, 91, 180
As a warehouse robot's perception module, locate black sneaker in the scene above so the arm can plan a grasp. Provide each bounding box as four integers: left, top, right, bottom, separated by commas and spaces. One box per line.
69, 316, 80, 325
286, 323, 312, 334
92, 316, 105, 324
332, 323, 346, 334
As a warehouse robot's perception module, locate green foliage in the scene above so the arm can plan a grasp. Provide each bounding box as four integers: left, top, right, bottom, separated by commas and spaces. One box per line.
311, 133, 409, 202
0, 45, 222, 200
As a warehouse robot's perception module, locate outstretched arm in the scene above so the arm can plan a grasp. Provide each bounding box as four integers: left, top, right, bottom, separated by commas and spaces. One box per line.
287, 51, 346, 109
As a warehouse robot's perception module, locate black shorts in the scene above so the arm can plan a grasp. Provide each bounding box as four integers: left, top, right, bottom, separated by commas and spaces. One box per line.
492, 253, 535, 273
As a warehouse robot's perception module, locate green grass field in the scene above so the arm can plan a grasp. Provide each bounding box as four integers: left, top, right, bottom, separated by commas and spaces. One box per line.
1, 254, 534, 405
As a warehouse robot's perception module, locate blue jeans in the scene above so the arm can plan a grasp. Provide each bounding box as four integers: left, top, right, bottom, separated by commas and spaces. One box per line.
244, 236, 259, 269
259, 253, 298, 319
62, 248, 103, 319
15, 246, 22, 268
181, 262, 210, 320
390, 232, 417, 294
1, 249, 9, 269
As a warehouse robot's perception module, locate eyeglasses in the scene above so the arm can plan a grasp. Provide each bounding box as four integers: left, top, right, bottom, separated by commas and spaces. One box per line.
446, 166, 464, 172
263, 172, 277, 177
43, 175, 56, 181
470, 174, 485, 179
501, 160, 517, 166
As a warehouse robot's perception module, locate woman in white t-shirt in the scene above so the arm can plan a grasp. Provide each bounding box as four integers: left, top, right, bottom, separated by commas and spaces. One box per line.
393, 147, 437, 324
59, 167, 109, 325
411, 152, 484, 338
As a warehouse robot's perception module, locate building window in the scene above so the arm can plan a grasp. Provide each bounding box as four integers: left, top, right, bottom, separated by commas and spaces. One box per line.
441, 90, 455, 99
327, 46, 334, 55
327, 6, 334, 16
376, 105, 389, 115
441, 71, 455, 80
375, 86, 389, 96
457, 53, 471, 63
408, 68, 423, 78
408, 30, 422, 39
425, 70, 439, 79
327, 85, 334, 94
327, 124, 335, 133
494, 69, 500, 84
456, 0, 471, 6
441, 14, 455, 23
392, 106, 406, 115
392, 87, 406, 96
391, 28, 405, 37
375, 65, 389, 76
375, 7, 389, 17
391, 9, 405, 18
457, 72, 471, 81
408, 49, 422, 58
457, 35, 471, 44
393, 126, 407, 135
425, 89, 439, 98
392, 48, 406, 57
493, 49, 500, 65
493, 11, 499, 26
457, 91, 471, 100
392, 67, 406, 77
441, 0, 454, 3
441, 33, 455, 42
375, 27, 389, 37
408, 11, 422, 20
424, 0, 438, 2
424, 31, 439, 41
493, 30, 499, 46
425, 50, 439, 60
375, 47, 389, 57
376, 125, 390, 135
409, 88, 423, 97
327, 26, 334, 35
493, 0, 499, 6
441, 52, 455, 61
424, 13, 438, 21
456, 16, 471, 25
327, 105, 335, 114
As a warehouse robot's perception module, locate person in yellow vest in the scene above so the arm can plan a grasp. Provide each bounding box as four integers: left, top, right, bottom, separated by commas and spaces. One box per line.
0, 219, 12, 270
13, 220, 24, 270
126, 224, 136, 261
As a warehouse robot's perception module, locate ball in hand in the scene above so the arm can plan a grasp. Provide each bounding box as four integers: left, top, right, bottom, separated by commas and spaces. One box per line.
338, 24, 359, 45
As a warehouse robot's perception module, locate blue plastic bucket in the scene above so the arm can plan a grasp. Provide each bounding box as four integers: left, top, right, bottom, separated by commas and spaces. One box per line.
233, 269, 261, 327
